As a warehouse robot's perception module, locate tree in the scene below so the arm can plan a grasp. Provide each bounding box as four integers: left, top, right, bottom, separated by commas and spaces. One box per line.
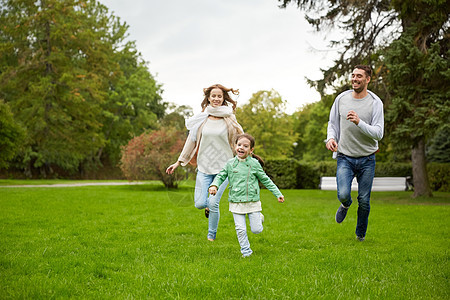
291, 102, 314, 160
236, 90, 297, 159
385, 33, 450, 196
279, 0, 449, 197
160, 104, 193, 131
278, 0, 401, 95
0, 100, 25, 168
98, 47, 166, 166
302, 97, 333, 161
291, 98, 333, 161
120, 127, 186, 188
0, 0, 165, 177
427, 124, 450, 163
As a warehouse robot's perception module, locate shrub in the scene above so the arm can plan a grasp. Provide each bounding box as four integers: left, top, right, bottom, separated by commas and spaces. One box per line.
264, 160, 299, 189
428, 163, 450, 192
375, 162, 412, 177
264, 159, 447, 192
120, 127, 186, 188
297, 162, 320, 189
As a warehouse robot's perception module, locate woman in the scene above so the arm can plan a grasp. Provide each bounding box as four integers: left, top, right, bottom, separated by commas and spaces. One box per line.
166, 84, 243, 241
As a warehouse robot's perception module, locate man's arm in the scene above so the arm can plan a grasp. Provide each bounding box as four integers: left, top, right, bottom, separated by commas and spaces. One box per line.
357, 96, 384, 141
326, 99, 339, 143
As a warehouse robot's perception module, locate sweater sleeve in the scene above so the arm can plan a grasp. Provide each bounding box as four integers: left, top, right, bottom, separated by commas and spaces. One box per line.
254, 163, 282, 198
326, 99, 340, 143
357, 92, 384, 141
177, 131, 196, 166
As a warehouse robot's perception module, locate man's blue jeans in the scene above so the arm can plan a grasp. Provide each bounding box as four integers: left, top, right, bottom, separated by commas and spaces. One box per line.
336, 153, 376, 237
194, 171, 229, 240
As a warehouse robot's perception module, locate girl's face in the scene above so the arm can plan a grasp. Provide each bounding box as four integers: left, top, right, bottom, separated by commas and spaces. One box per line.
209, 88, 224, 107
235, 137, 253, 159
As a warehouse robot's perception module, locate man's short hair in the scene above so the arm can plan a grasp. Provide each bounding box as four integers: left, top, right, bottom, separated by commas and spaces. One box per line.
354, 65, 372, 78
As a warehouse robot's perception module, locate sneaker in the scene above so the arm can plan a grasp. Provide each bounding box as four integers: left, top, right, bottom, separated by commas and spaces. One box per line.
205, 208, 209, 218
260, 213, 264, 224
335, 204, 349, 223
356, 236, 365, 242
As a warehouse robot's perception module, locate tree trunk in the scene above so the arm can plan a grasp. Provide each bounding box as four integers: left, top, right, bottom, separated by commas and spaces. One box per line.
411, 137, 433, 198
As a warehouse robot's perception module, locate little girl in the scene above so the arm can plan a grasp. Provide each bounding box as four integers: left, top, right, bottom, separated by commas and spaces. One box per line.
209, 133, 285, 257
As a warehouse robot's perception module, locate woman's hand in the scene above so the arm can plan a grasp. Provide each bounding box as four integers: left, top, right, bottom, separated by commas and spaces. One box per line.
166, 161, 180, 174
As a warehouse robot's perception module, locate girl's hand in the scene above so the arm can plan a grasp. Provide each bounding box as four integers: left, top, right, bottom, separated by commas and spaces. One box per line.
209, 186, 218, 195
278, 196, 285, 203
166, 161, 180, 174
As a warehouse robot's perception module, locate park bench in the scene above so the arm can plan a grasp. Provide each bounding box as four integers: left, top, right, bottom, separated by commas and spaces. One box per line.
319, 177, 409, 191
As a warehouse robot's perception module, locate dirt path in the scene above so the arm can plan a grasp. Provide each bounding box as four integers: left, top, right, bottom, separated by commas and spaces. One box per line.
1, 182, 145, 188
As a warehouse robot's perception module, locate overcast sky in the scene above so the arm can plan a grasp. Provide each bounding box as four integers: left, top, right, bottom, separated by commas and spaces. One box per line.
98, 0, 339, 114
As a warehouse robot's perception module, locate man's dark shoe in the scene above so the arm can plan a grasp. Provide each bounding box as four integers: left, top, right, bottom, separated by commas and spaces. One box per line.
335, 204, 349, 223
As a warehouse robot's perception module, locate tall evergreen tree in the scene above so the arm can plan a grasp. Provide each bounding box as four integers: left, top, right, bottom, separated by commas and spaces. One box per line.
279, 0, 449, 197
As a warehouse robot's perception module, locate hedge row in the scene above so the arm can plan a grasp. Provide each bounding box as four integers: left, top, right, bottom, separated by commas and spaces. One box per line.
264, 160, 450, 192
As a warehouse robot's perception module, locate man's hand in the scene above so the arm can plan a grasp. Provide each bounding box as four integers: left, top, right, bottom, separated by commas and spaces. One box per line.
347, 110, 360, 125
326, 138, 338, 152
209, 186, 217, 195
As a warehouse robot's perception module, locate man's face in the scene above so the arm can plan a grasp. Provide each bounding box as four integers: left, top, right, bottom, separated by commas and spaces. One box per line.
351, 68, 370, 93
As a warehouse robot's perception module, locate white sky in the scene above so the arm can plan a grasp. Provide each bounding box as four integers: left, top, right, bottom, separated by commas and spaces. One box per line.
98, 0, 339, 114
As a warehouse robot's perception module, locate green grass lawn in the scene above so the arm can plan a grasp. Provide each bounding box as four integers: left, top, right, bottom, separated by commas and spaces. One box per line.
1, 181, 449, 299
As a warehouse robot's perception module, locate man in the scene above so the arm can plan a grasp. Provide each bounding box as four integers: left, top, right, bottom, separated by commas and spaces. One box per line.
325, 65, 384, 241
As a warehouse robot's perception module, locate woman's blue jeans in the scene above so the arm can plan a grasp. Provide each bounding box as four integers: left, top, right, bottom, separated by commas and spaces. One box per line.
194, 171, 229, 240
336, 153, 376, 237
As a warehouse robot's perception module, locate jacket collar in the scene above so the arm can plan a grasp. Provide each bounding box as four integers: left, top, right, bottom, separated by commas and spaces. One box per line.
232, 155, 251, 167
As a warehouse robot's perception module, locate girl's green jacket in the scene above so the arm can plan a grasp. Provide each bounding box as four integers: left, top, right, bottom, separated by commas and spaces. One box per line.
211, 156, 283, 203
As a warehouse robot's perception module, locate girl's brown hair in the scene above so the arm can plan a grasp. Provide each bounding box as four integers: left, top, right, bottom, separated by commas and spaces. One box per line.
235, 133, 264, 167
201, 84, 239, 112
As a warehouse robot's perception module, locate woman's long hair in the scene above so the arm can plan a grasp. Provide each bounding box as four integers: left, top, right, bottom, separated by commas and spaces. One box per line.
235, 133, 264, 167
201, 84, 239, 112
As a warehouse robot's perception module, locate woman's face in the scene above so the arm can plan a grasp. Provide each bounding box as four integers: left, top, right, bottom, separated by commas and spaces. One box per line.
209, 88, 224, 107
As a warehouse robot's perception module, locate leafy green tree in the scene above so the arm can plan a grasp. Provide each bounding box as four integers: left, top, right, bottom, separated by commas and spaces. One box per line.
160, 104, 193, 131
292, 99, 332, 161
291, 102, 314, 160
99, 47, 165, 165
302, 98, 333, 161
0, 100, 25, 168
236, 90, 297, 159
0, 0, 164, 176
1, 0, 109, 175
278, 0, 449, 197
